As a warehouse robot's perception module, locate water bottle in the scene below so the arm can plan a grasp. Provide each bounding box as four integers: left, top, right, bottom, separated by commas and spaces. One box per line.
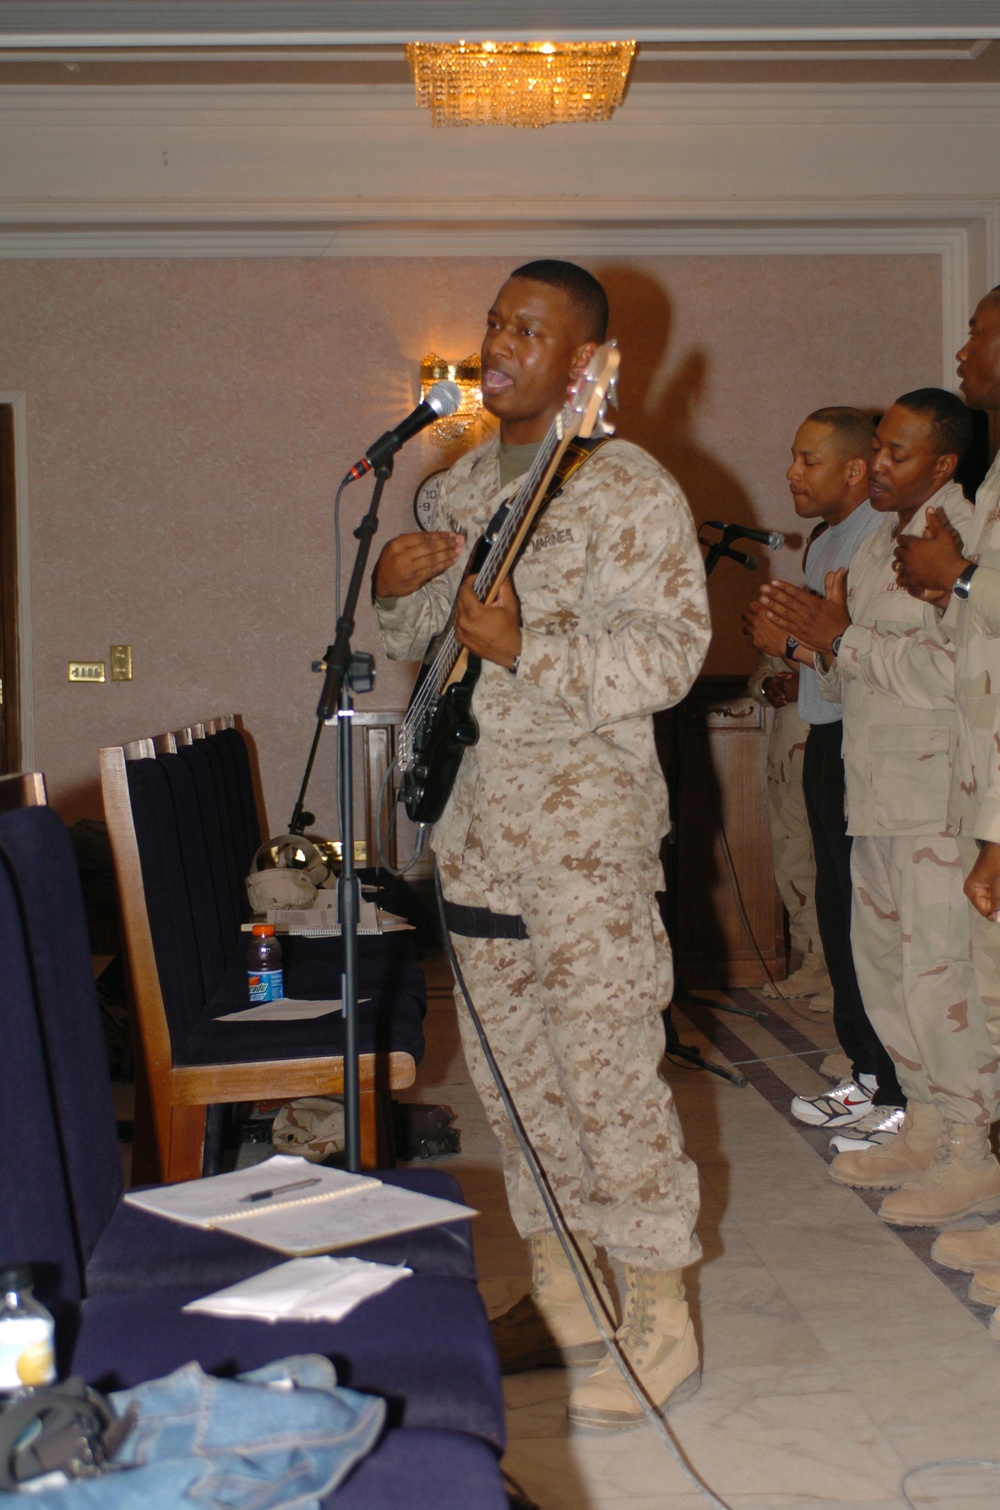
0, 1266, 56, 1397
246, 924, 284, 1003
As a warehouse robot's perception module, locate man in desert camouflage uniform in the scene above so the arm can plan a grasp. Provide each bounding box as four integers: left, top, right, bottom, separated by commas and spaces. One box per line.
893, 292, 1000, 1283
374, 261, 710, 1428
765, 391, 1000, 1220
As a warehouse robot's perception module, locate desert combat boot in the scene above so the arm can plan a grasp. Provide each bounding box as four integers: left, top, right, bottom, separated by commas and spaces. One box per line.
879, 1122, 1000, 1227
828, 1101, 943, 1190
490, 1229, 614, 1374
930, 1220, 1000, 1272
567, 1264, 700, 1429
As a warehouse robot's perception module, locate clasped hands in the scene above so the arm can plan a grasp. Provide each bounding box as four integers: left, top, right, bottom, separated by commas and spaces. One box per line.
743, 568, 850, 669
373, 529, 523, 671
891, 507, 969, 607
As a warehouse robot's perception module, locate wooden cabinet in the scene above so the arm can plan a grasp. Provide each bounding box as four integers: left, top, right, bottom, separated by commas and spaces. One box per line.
655, 675, 784, 988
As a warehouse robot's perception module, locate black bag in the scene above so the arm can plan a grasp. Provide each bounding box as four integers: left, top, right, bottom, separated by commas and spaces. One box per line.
0, 1377, 132, 1487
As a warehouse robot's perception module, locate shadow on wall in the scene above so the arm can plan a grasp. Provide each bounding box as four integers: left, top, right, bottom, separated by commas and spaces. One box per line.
596, 264, 769, 674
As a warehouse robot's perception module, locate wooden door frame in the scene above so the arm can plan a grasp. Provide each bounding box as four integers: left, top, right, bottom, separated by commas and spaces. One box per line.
0, 394, 33, 773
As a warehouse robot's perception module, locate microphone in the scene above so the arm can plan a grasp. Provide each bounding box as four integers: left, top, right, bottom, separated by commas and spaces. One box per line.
705, 520, 785, 550
342, 381, 462, 485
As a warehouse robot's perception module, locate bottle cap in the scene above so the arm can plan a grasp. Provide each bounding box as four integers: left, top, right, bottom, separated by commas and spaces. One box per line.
251, 924, 276, 937
0, 1265, 31, 1291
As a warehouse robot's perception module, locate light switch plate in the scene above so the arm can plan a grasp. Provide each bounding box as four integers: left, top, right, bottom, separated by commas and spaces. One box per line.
110, 644, 133, 681
69, 661, 105, 683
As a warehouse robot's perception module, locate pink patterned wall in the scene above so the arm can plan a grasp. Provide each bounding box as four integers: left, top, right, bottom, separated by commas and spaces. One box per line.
0, 253, 941, 830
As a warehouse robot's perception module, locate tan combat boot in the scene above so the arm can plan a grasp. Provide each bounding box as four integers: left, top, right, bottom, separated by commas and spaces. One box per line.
878, 1122, 1000, 1227
828, 1101, 943, 1190
930, 1220, 1000, 1272
966, 1264, 1000, 1306
490, 1230, 615, 1374
567, 1264, 700, 1429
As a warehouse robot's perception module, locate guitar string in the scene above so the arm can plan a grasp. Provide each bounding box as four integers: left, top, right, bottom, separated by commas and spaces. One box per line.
400, 406, 575, 752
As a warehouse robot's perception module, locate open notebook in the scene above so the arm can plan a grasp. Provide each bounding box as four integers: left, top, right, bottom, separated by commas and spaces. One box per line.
124, 1155, 476, 1257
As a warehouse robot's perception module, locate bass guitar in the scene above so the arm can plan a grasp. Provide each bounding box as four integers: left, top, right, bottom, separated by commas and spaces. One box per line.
396, 342, 620, 826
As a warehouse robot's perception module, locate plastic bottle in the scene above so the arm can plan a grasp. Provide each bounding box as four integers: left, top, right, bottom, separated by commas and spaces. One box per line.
0, 1266, 56, 1397
246, 924, 284, 1003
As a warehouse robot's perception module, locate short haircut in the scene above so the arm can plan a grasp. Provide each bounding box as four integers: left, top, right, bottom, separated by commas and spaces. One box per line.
895, 387, 973, 461
805, 406, 875, 460
509, 259, 608, 342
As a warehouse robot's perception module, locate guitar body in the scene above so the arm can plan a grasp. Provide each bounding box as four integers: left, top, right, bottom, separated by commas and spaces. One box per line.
400, 657, 480, 824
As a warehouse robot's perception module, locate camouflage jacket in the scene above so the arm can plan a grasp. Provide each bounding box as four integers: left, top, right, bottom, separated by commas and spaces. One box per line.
934, 452, 1000, 840
817, 480, 972, 837
376, 435, 711, 869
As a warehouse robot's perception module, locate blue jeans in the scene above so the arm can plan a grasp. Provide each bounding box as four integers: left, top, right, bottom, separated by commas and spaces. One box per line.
0, 1355, 384, 1509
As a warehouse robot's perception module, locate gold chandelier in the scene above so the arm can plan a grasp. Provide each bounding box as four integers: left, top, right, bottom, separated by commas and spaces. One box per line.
405, 41, 637, 129
420, 353, 483, 443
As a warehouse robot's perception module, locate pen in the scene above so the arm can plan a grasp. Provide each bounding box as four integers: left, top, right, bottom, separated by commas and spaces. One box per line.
240, 1176, 323, 1203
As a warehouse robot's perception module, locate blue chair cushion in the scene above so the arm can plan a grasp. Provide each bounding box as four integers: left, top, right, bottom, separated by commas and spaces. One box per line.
325, 1428, 506, 1509
85, 1168, 477, 1294
71, 1276, 505, 1451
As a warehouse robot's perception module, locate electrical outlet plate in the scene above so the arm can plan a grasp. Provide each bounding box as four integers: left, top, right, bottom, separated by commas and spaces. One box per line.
110, 643, 133, 682
69, 661, 105, 684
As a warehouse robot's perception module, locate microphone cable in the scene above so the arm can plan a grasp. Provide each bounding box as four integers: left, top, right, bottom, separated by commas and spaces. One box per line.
433, 866, 735, 1510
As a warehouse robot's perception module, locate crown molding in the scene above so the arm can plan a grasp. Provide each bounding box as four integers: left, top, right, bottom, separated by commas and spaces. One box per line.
0, 2, 999, 47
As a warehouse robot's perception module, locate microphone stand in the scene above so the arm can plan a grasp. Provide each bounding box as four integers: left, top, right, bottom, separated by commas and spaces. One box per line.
296, 459, 391, 1172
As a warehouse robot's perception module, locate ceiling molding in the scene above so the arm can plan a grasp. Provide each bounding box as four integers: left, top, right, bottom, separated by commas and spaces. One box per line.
1, 2, 1000, 47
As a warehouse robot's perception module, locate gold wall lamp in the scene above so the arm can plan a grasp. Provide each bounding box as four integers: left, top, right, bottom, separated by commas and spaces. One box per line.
420, 352, 483, 444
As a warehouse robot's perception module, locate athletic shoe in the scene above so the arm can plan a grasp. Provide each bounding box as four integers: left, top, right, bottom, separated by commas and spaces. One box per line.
829, 1104, 905, 1154
790, 1074, 876, 1128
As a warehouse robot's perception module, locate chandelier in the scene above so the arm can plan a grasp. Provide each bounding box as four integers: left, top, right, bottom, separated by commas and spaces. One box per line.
405, 41, 637, 129
420, 353, 483, 443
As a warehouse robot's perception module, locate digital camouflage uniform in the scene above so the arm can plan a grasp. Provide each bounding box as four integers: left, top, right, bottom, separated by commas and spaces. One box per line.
748, 659, 821, 957
377, 435, 710, 1266
819, 482, 1000, 1124
935, 451, 1000, 1089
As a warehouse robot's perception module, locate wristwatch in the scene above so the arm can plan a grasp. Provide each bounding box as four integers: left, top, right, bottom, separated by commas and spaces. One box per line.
952, 563, 979, 601
831, 633, 844, 657
785, 635, 799, 660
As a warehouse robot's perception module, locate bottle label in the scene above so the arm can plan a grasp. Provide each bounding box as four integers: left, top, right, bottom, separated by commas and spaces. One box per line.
0, 1317, 55, 1391
248, 967, 284, 1003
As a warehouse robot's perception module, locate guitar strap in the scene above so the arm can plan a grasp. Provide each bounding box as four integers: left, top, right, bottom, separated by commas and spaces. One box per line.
481, 433, 612, 566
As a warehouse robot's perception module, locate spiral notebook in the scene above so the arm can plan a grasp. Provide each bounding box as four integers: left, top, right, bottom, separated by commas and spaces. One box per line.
124, 1155, 477, 1257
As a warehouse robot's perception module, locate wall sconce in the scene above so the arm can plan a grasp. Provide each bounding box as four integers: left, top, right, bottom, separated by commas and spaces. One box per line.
420, 352, 483, 444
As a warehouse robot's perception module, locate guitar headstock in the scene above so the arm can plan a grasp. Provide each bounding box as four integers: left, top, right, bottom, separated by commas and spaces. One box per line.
567, 342, 620, 439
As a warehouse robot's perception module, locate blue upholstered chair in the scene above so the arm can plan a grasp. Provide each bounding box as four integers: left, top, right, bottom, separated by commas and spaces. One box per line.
100, 717, 424, 1181
0, 790, 507, 1503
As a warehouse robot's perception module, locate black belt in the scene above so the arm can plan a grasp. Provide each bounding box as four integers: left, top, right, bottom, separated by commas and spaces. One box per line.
442, 899, 529, 940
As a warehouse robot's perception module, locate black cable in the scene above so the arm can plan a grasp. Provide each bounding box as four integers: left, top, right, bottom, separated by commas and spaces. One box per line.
433, 867, 733, 1510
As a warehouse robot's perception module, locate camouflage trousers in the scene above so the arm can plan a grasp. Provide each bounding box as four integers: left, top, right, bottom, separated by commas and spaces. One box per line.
958, 834, 1000, 1111
438, 850, 701, 1269
850, 834, 1000, 1126
767, 703, 821, 957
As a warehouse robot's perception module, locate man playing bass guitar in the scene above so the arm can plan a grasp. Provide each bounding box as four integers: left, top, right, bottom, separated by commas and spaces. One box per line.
373, 260, 710, 1428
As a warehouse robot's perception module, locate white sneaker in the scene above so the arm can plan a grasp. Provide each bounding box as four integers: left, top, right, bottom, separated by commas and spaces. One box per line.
829, 1105, 905, 1154
790, 1075, 876, 1128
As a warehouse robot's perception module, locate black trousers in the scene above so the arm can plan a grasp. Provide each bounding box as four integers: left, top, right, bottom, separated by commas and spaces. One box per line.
802, 721, 904, 1107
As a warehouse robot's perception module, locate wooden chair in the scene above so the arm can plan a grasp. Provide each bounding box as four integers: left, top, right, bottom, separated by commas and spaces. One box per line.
0, 769, 46, 812
100, 716, 421, 1183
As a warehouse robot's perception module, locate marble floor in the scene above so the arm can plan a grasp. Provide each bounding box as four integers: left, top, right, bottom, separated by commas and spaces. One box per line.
394, 960, 1000, 1510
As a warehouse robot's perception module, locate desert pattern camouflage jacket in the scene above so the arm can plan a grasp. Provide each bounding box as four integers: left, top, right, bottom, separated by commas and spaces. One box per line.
376, 435, 711, 870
